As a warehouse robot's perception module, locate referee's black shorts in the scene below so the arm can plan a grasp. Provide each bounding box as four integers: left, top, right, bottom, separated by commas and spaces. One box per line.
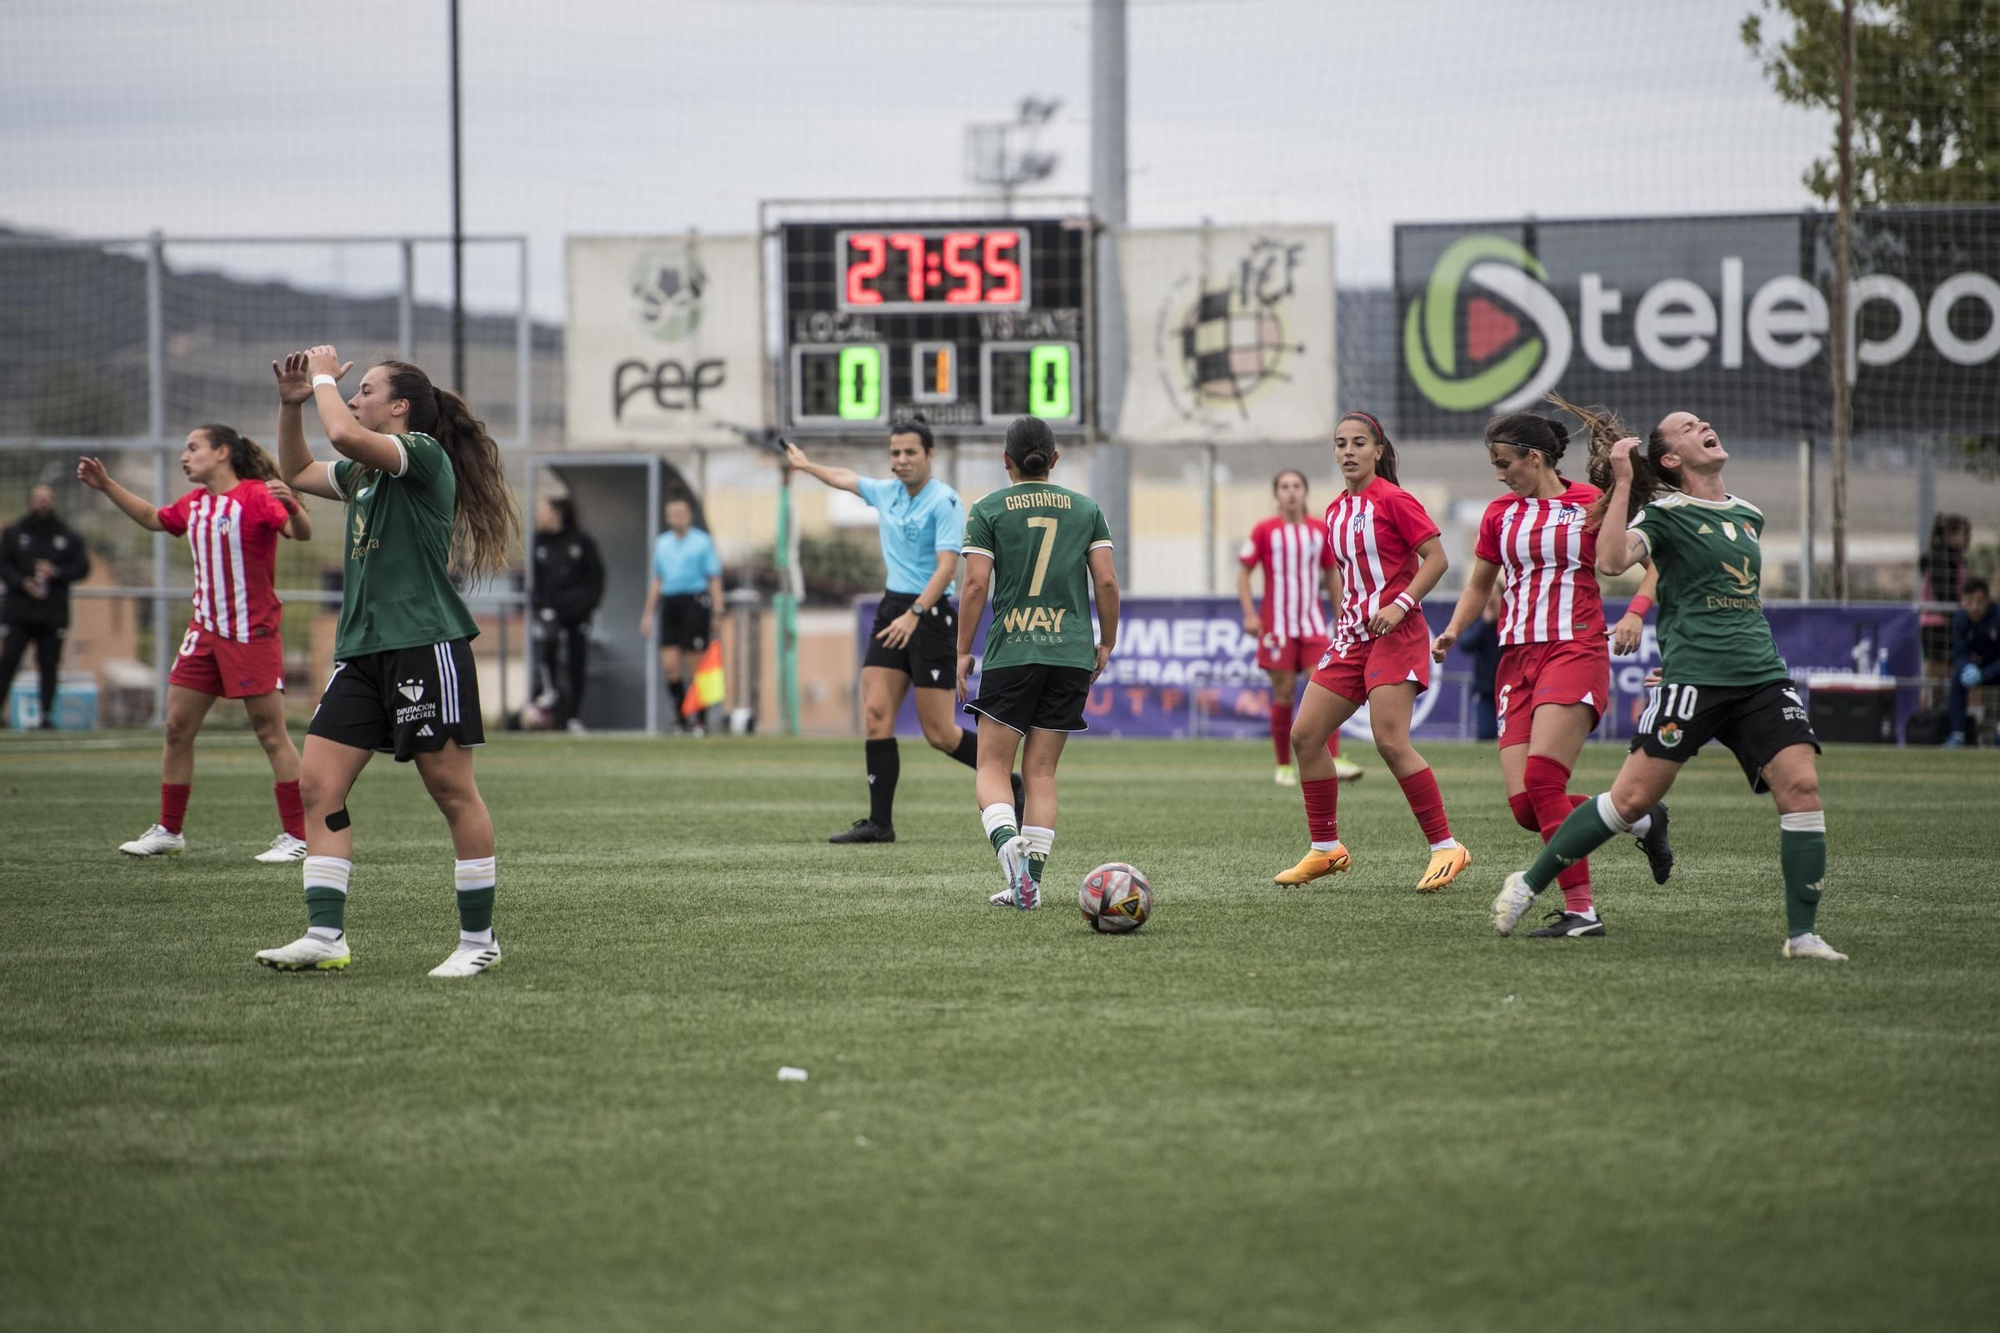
861, 593, 958, 690
657, 593, 712, 652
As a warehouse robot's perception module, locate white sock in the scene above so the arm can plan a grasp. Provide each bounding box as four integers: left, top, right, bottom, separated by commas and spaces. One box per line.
454, 856, 497, 891
1629, 813, 1653, 838
307, 926, 344, 942
1429, 837, 1458, 852
1595, 792, 1637, 835
980, 802, 1018, 858
1310, 839, 1343, 853
1576, 908, 1599, 921
303, 856, 351, 943
1779, 810, 1827, 833
1022, 825, 1054, 858
460, 929, 495, 947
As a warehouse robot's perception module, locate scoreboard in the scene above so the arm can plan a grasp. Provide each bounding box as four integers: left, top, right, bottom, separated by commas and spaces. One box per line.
779, 217, 1092, 436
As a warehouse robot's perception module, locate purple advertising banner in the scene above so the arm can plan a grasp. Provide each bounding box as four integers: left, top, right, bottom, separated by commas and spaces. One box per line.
859, 597, 1922, 742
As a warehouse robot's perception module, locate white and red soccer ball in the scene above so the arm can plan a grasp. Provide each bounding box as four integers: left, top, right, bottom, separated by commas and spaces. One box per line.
1079, 863, 1153, 934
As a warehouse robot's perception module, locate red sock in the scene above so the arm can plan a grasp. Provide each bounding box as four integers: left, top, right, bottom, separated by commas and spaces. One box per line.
1396, 767, 1452, 845
1271, 702, 1293, 766
160, 783, 191, 835
1301, 777, 1339, 845
1508, 791, 1539, 831
274, 780, 305, 840
1326, 729, 1341, 759
1524, 754, 1593, 914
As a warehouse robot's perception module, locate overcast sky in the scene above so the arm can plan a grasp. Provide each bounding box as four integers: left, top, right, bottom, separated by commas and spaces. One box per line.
1, 0, 1832, 319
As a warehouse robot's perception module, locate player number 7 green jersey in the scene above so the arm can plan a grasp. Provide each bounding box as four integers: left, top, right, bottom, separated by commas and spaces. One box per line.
962, 483, 1112, 672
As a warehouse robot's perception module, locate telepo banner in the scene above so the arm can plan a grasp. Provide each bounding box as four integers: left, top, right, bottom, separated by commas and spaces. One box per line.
863, 596, 1922, 742
1117, 226, 1336, 443
1395, 207, 2000, 438
565, 235, 766, 447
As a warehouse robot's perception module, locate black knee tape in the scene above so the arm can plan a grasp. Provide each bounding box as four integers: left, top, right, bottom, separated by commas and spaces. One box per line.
325, 806, 351, 833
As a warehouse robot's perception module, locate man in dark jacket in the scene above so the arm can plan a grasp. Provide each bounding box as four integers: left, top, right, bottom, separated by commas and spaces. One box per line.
1947, 577, 2000, 747
0, 485, 91, 728
531, 494, 605, 731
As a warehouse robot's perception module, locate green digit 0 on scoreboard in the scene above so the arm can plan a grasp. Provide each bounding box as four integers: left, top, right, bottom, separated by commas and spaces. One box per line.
838, 346, 883, 420
1028, 344, 1072, 419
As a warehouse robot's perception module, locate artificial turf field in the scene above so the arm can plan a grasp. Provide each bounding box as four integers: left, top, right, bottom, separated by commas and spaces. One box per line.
1, 729, 1995, 1332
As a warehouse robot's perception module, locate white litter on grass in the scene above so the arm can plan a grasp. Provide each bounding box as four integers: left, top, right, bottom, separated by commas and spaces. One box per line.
778, 1066, 808, 1082
1503, 995, 1516, 1004
854, 1135, 870, 1147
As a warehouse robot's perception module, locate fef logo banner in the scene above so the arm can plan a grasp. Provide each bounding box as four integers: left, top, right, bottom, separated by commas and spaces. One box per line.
1395, 208, 2000, 438
1118, 226, 1336, 443
565, 235, 767, 448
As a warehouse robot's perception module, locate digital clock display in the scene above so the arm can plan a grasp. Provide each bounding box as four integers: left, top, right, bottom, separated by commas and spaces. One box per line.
780, 216, 1089, 435
836, 228, 1030, 312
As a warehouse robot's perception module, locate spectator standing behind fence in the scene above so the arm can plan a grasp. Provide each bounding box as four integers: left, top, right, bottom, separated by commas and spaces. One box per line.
0, 484, 90, 729
1454, 590, 1504, 742
532, 495, 604, 734
640, 497, 722, 736
1919, 514, 1971, 697
1946, 578, 2000, 748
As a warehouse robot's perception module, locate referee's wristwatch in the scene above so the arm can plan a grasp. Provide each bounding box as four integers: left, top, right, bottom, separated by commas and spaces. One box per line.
909, 602, 929, 617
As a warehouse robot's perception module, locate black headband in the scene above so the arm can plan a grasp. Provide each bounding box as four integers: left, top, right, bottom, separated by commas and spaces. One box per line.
1493, 437, 1560, 460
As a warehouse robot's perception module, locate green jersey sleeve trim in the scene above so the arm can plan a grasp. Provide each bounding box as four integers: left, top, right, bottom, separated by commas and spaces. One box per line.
1088, 539, 1114, 551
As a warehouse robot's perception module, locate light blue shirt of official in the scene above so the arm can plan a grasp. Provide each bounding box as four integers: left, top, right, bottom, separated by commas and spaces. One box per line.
855, 475, 964, 598
652, 527, 721, 595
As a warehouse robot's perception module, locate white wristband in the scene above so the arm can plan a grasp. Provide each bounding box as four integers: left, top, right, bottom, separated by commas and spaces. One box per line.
1392, 592, 1416, 613
311, 374, 339, 390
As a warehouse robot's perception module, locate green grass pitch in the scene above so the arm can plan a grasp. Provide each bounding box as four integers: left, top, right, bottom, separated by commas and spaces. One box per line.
2, 730, 1996, 1331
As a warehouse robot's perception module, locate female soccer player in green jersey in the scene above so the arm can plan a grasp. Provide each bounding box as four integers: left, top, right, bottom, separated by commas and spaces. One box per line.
257, 347, 520, 977
956, 416, 1120, 911
1491, 411, 1844, 961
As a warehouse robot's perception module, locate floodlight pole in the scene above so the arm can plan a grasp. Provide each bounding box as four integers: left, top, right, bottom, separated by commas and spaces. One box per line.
449, 0, 466, 392
1090, 0, 1130, 585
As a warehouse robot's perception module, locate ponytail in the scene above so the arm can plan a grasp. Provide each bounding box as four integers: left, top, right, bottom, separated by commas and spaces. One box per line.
377, 360, 521, 582
196, 422, 280, 483
1544, 393, 1682, 528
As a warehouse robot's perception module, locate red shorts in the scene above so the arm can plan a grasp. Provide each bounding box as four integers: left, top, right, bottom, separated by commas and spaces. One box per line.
1256, 630, 1330, 674
1494, 637, 1610, 748
168, 623, 286, 699
1309, 617, 1432, 704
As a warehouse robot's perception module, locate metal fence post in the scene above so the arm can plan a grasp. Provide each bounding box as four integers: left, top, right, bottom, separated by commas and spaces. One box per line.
398, 239, 415, 362
146, 232, 169, 724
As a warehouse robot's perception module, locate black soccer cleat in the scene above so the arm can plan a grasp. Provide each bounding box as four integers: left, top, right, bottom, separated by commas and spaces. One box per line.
1010, 772, 1025, 827
1526, 909, 1607, 938
828, 818, 895, 845
1636, 801, 1674, 884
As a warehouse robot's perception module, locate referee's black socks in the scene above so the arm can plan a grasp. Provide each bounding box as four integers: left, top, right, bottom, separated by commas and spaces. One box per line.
948, 728, 979, 769
866, 738, 899, 827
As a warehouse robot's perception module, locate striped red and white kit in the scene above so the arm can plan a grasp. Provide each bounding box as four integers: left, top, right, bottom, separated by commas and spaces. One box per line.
1322, 478, 1441, 647
156, 479, 290, 643
1474, 480, 1606, 646
1239, 516, 1332, 641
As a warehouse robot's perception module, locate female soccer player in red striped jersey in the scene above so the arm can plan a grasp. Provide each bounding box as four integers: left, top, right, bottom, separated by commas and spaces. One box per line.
1274, 412, 1471, 893
1431, 411, 1674, 939
79, 428, 314, 862
1237, 469, 1362, 786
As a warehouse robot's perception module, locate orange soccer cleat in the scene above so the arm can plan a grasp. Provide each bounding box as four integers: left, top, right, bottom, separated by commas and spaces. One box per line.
1273, 845, 1353, 886
1414, 842, 1472, 892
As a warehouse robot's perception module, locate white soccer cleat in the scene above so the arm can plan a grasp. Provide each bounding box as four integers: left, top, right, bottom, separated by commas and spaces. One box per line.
253, 832, 309, 864
1491, 871, 1539, 936
1781, 932, 1848, 962
1333, 756, 1364, 783
255, 933, 351, 971
119, 824, 186, 857
996, 835, 1037, 911
429, 938, 503, 977
1273, 764, 1297, 786
989, 886, 1018, 907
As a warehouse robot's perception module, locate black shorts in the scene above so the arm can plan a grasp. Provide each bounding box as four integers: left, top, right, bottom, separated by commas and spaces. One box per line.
965, 662, 1094, 734
862, 593, 958, 689
1629, 677, 1820, 793
308, 637, 485, 762
657, 593, 712, 651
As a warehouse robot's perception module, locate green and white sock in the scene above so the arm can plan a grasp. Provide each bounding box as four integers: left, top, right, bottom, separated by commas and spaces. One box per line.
1525, 793, 1626, 892
455, 856, 496, 944
980, 803, 1018, 858
1022, 825, 1053, 885
1779, 811, 1826, 937
303, 855, 350, 939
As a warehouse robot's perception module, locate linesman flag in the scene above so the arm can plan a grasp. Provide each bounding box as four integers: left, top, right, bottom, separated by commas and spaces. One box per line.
682, 640, 726, 717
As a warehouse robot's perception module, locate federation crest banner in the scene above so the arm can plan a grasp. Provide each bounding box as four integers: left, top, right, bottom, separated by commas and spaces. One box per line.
564, 235, 766, 448
1116, 226, 1336, 444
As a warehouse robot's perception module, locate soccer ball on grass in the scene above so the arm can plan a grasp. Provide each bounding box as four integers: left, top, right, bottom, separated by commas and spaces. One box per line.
1079, 863, 1153, 934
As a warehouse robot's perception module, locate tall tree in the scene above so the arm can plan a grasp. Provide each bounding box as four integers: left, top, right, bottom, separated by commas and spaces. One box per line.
1743, 0, 1999, 204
